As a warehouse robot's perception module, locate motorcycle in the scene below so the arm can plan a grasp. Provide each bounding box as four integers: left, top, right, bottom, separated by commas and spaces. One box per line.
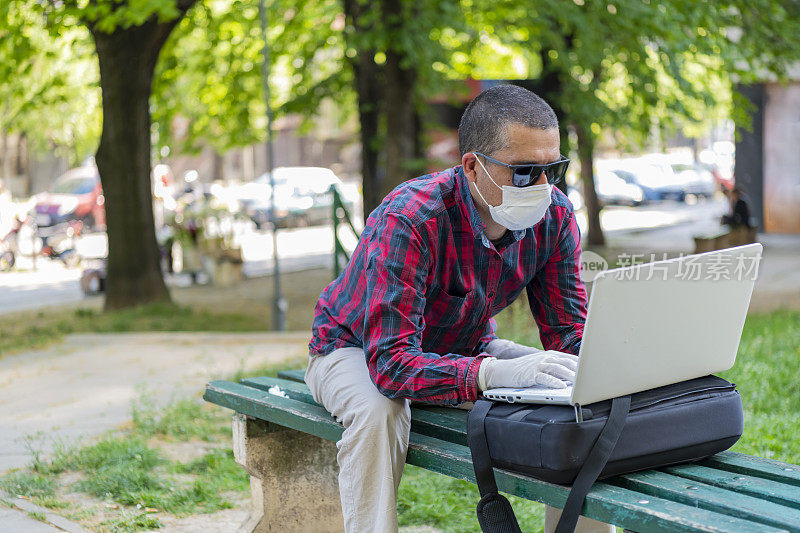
0, 214, 26, 271
7, 214, 84, 269
37, 219, 84, 268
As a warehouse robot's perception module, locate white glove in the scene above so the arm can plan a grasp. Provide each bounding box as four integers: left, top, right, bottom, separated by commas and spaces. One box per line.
484, 338, 542, 359
477, 351, 579, 391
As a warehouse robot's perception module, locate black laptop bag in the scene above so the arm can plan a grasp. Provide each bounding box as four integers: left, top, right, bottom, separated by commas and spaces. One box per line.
467, 375, 744, 533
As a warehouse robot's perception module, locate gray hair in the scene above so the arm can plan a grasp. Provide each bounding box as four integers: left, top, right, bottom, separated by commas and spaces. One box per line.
458, 84, 558, 157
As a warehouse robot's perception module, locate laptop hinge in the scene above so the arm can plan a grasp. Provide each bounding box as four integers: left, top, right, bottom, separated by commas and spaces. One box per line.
573, 403, 584, 423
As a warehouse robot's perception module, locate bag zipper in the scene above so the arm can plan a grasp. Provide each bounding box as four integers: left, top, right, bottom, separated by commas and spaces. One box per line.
630, 384, 736, 412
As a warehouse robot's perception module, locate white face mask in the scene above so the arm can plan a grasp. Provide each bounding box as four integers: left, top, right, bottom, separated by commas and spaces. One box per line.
472, 155, 552, 230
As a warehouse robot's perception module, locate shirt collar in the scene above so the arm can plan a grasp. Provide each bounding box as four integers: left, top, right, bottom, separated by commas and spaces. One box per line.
454, 165, 527, 249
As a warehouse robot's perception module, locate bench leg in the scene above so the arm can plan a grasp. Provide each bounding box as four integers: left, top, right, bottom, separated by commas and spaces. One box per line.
232, 413, 344, 533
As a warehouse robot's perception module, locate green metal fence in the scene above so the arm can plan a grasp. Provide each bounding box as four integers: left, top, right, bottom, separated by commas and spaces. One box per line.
331, 185, 360, 278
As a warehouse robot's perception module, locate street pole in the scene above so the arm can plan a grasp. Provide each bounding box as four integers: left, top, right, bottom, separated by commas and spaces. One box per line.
259, 0, 287, 331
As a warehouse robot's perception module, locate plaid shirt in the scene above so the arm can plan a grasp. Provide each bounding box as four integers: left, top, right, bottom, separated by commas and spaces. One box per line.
309, 165, 587, 406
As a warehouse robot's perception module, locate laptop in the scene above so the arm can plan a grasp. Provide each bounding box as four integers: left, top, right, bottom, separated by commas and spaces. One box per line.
481, 243, 762, 415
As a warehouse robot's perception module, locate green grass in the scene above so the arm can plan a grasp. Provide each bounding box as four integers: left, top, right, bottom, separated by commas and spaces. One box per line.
398, 466, 546, 533
132, 397, 230, 442
100, 511, 161, 532
720, 309, 800, 464
0, 303, 267, 357
0, 471, 56, 498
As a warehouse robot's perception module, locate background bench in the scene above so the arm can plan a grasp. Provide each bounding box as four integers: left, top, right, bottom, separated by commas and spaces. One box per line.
204, 370, 800, 533
694, 225, 757, 253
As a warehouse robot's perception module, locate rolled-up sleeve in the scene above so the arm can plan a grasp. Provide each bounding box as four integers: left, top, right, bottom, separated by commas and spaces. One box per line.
363, 213, 488, 405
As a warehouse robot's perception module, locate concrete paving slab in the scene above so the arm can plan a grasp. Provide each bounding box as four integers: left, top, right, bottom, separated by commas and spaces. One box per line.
0, 504, 62, 533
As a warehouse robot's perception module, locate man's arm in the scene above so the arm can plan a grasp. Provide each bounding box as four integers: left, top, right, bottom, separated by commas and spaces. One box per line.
527, 209, 588, 355
363, 213, 488, 406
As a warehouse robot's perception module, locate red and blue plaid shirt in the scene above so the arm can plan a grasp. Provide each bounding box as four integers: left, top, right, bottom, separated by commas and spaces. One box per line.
309, 165, 588, 406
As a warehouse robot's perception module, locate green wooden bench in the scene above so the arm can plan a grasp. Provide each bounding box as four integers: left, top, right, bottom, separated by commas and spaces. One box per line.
204, 370, 800, 532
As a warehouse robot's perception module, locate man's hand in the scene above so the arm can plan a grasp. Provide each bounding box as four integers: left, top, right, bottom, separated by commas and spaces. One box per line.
478, 351, 579, 391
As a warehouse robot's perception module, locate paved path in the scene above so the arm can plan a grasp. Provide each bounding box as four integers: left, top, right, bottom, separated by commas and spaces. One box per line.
0, 331, 310, 473
0, 506, 62, 533
601, 218, 800, 311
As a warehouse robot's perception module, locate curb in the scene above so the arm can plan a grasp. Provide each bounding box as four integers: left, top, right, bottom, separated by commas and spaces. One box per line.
0, 490, 89, 533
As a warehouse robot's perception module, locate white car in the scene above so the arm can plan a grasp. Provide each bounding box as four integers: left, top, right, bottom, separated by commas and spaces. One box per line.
594, 171, 645, 206
233, 167, 359, 229
670, 163, 716, 198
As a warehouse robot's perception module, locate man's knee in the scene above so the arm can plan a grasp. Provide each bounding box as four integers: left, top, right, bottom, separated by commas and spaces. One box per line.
350, 392, 410, 435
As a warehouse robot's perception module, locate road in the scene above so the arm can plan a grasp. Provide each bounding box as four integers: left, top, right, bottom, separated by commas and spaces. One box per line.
0, 199, 727, 315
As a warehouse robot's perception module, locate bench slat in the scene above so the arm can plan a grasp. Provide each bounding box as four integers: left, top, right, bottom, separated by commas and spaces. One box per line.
278, 369, 307, 382
204, 380, 345, 441
241, 376, 469, 445
240, 376, 315, 403
699, 452, 800, 487
205, 380, 789, 533
613, 470, 800, 531
662, 464, 800, 508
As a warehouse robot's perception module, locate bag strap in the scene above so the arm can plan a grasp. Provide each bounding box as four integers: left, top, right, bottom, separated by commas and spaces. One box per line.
468, 399, 522, 532
554, 395, 630, 533
467, 396, 631, 533
468, 399, 501, 496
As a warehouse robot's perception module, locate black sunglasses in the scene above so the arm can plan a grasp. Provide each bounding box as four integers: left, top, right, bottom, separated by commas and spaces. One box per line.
474, 152, 570, 187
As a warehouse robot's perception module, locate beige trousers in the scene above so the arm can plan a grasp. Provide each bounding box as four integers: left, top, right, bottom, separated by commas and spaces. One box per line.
305, 343, 614, 533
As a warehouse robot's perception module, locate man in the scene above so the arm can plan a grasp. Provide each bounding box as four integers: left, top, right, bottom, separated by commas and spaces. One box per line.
306, 85, 612, 532
721, 187, 752, 228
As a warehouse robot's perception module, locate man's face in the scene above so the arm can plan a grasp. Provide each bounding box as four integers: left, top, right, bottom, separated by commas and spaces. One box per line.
463, 124, 561, 209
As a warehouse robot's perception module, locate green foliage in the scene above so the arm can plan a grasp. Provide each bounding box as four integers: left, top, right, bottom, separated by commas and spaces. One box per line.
39, 0, 186, 34
0, 1, 101, 164
464, 0, 800, 146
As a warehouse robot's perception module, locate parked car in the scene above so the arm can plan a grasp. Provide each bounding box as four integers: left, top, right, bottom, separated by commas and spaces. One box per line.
594, 171, 645, 206
235, 167, 358, 229
34, 166, 105, 229
670, 163, 716, 199
598, 159, 685, 202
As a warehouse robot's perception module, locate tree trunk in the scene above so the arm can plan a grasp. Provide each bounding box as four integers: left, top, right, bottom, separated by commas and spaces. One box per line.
21, 132, 32, 197
517, 52, 571, 195
382, 47, 416, 197
212, 149, 225, 180
342, 0, 382, 218
0, 132, 8, 183
381, 0, 416, 198
574, 122, 605, 246
89, 7, 194, 310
